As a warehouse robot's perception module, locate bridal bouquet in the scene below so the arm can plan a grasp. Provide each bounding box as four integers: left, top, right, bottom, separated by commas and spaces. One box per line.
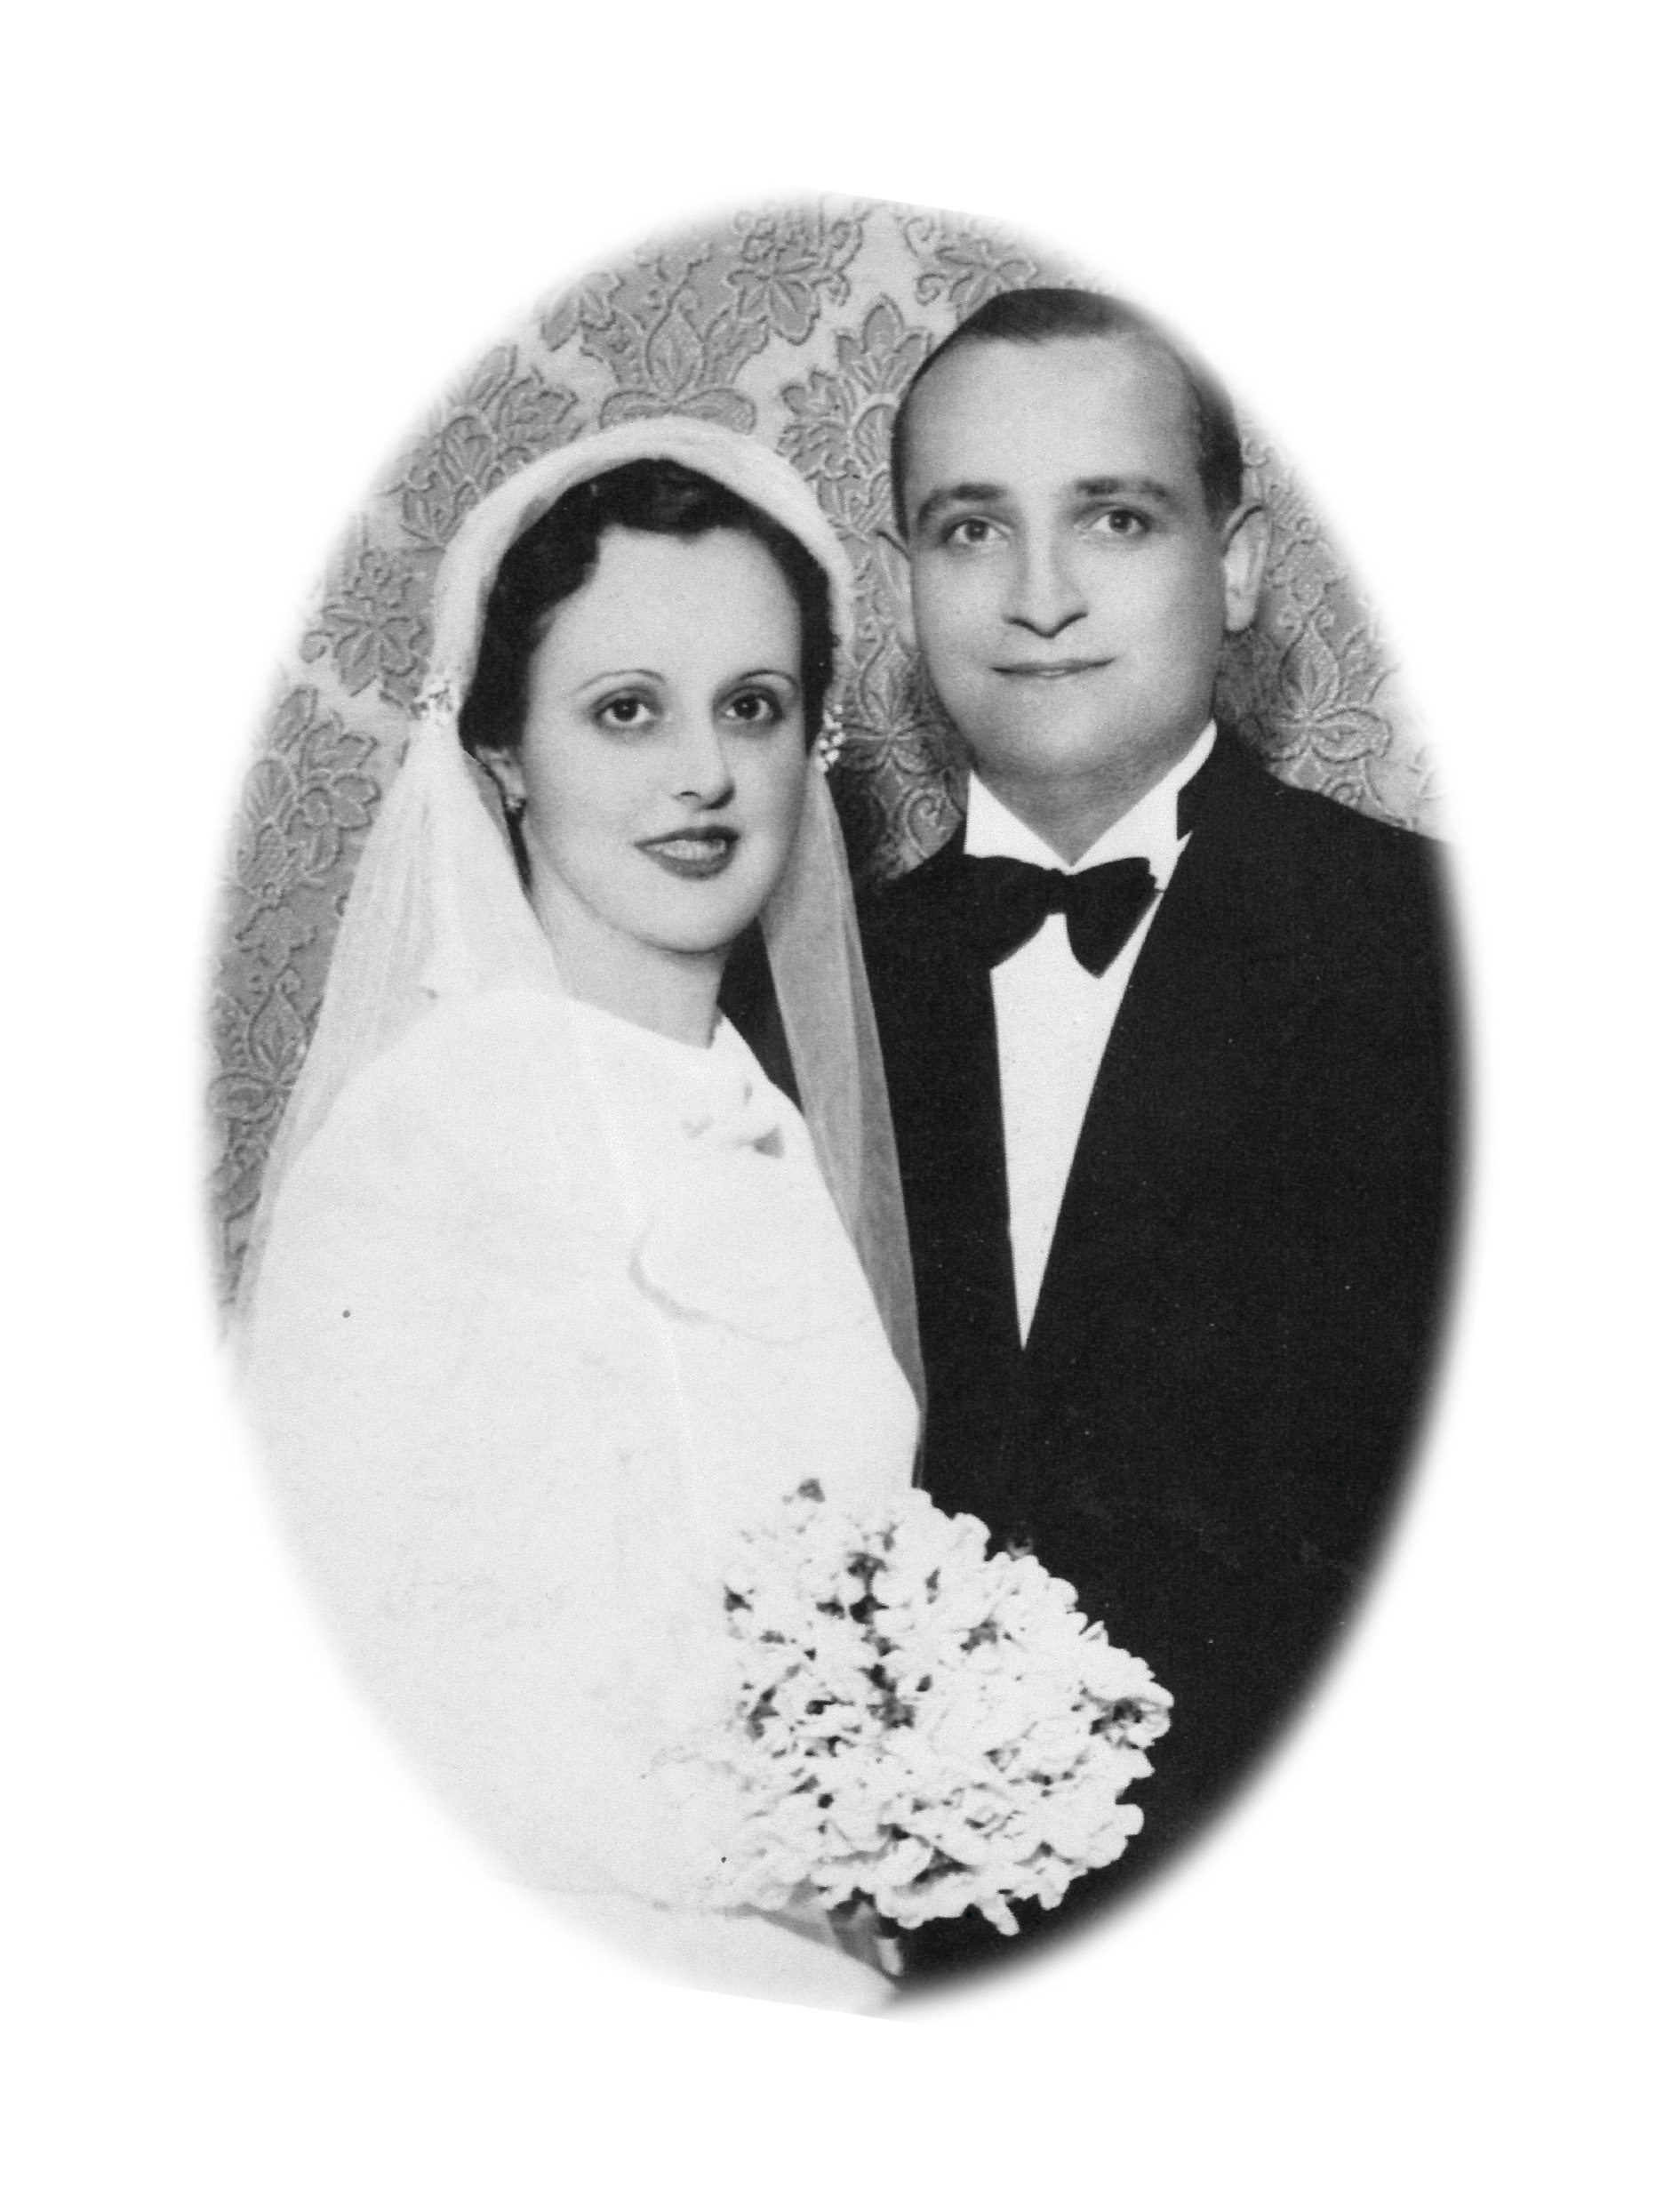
663, 1481, 1171, 1935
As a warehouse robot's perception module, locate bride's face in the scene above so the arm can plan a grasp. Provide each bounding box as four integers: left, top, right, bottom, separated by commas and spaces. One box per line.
492, 524, 810, 974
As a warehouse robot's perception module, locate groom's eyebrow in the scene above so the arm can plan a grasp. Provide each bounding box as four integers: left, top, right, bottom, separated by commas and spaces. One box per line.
913, 472, 1186, 534
1072, 473, 1181, 507
912, 481, 1006, 533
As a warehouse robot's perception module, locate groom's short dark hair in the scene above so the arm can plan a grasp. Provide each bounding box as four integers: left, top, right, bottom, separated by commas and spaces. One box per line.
889, 286, 1246, 533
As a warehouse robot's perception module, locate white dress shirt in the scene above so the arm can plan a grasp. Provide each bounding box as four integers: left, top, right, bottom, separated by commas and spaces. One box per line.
965, 722, 1216, 1342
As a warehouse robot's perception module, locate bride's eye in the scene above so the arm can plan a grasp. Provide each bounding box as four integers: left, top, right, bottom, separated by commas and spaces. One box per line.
594, 692, 657, 733
722, 686, 788, 731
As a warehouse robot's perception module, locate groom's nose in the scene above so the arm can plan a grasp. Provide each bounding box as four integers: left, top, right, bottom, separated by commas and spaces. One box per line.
1004, 530, 1087, 637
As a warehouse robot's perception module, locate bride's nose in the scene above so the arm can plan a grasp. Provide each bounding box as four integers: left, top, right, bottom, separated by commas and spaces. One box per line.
669, 711, 735, 807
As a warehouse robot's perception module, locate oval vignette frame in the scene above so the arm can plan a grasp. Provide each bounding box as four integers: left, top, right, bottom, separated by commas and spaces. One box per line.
210, 192, 1459, 2007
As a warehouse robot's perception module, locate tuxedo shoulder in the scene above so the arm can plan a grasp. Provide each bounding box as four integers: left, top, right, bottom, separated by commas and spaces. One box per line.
1268, 774, 1441, 860
855, 838, 962, 959
1234, 763, 1450, 937
858, 836, 960, 911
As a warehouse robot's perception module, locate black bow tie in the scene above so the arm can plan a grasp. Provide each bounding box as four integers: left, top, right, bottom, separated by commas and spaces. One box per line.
962, 854, 1159, 975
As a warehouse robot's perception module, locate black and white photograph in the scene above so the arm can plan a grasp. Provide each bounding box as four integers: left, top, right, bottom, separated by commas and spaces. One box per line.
6, 5, 1674, 2197
212, 199, 1455, 2012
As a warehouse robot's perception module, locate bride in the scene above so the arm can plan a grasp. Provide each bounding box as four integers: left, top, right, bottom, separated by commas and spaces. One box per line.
235, 421, 923, 2012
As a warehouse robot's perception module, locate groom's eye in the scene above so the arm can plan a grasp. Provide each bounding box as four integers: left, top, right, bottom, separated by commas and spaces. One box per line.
1089, 506, 1152, 540
941, 515, 1002, 549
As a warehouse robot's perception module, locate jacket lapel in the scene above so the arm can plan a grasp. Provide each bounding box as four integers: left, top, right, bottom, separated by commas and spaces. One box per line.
1024, 737, 1313, 1380
865, 836, 1024, 1507
877, 838, 1020, 1347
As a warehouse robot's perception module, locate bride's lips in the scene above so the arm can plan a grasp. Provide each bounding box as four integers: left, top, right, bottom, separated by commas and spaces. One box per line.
637, 826, 740, 880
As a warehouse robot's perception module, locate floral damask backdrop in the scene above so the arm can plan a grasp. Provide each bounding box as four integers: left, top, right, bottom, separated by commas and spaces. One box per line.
210, 196, 1439, 1299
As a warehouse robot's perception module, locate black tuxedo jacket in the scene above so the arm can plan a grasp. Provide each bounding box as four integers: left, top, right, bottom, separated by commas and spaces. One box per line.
857, 734, 1457, 1980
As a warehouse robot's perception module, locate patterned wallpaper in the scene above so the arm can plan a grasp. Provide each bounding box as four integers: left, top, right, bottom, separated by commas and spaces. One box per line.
210, 196, 1438, 1299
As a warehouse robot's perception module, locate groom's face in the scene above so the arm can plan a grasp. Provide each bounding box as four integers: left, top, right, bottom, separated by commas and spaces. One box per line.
897, 333, 1264, 803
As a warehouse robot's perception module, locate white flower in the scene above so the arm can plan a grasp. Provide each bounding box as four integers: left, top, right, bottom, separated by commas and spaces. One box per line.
652, 1480, 1172, 1933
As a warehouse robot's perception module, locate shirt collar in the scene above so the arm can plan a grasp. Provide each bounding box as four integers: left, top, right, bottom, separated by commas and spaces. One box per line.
964, 721, 1217, 875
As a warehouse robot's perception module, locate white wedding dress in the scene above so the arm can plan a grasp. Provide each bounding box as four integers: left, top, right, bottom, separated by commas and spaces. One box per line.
236, 416, 924, 2012
241, 987, 918, 2011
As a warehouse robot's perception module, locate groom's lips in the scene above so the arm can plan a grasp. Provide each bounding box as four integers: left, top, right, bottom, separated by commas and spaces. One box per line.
637, 827, 740, 880
992, 657, 1114, 679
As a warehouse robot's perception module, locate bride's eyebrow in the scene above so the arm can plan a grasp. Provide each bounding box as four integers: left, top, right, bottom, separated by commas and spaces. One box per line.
570, 666, 662, 695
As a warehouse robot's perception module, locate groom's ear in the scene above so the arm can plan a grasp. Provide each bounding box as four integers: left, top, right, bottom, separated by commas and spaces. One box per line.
875, 527, 916, 652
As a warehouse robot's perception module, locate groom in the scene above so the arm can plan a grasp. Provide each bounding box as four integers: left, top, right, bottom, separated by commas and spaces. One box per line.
857, 289, 1456, 1982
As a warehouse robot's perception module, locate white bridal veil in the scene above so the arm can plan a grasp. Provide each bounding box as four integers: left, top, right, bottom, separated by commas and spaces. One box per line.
235, 421, 920, 1948
237, 417, 920, 1392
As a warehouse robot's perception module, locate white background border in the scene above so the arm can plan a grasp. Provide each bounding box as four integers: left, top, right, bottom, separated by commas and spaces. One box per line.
7, 5, 1674, 2196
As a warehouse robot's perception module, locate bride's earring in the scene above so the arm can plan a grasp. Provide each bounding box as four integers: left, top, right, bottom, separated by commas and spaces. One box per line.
477, 748, 528, 826
477, 750, 532, 886
503, 793, 532, 890
816, 703, 845, 773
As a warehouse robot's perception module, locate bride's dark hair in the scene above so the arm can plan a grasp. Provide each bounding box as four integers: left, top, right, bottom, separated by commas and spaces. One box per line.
458, 455, 838, 764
